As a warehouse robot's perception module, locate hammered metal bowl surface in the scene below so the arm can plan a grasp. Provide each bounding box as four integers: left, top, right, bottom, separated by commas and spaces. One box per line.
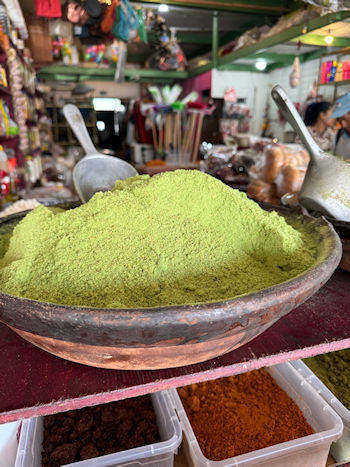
0, 204, 342, 370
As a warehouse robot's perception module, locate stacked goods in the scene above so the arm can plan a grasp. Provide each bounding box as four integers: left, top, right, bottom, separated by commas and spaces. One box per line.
247, 144, 309, 205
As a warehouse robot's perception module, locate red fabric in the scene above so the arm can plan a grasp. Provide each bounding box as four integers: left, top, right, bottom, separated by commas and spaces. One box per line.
101, 0, 119, 34
133, 102, 153, 145
35, 0, 62, 18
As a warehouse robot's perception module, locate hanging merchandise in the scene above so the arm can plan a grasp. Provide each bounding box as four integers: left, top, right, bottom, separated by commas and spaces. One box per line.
148, 26, 187, 71
49, 19, 73, 39
106, 39, 119, 62
0, 64, 7, 88
114, 40, 127, 82
300, 0, 350, 11
290, 56, 300, 88
224, 88, 237, 103
101, 0, 118, 34
63, 0, 110, 42
35, 0, 62, 18
0, 1, 10, 35
136, 8, 147, 43
7, 49, 29, 154
0, 23, 10, 51
112, 0, 139, 41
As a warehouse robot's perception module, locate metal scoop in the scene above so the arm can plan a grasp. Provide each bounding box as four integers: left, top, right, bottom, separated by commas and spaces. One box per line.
271, 85, 350, 222
63, 104, 138, 203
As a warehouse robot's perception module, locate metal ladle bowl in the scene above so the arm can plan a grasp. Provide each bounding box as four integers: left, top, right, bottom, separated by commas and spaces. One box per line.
271, 85, 350, 222
63, 104, 138, 203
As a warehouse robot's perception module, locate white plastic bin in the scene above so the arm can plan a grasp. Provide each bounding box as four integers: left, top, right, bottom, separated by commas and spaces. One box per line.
168, 362, 343, 467
15, 391, 182, 467
0, 420, 21, 467
291, 359, 350, 463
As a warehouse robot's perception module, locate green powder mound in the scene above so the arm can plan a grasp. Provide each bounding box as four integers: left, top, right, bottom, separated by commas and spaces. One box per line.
304, 350, 350, 409
0, 170, 316, 308
0, 233, 11, 259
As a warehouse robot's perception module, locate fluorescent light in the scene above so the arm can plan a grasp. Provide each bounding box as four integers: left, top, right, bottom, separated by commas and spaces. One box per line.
93, 98, 122, 111
255, 59, 267, 71
158, 3, 169, 12
325, 34, 334, 45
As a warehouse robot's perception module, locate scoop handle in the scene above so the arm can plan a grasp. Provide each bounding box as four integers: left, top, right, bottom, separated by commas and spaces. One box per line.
63, 104, 98, 156
271, 85, 321, 162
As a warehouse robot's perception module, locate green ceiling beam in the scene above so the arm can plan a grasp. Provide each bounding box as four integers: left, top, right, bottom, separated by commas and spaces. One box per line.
248, 52, 296, 64
39, 66, 114, 79
187, 15, 273, 61
188, 9, 350, 77
38, 66, 188, 82
216, 63, 265, 72
125, 68, 188, 79
148, 31, 212, 44
134, 0, 289, 14
265, 48, 324, 72
293, 33, 350, 47
217, 10, 350, 67
218, 16, 274, 47
187, 62, 213, 77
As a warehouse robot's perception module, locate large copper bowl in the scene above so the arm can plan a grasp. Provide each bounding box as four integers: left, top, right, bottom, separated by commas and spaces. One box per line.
0, 205, 342, 370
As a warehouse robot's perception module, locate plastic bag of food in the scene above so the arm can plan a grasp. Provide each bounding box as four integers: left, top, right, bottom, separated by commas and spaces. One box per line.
275, 165, 306, 198
290, 56, 300, 88
247, 179, 279, 205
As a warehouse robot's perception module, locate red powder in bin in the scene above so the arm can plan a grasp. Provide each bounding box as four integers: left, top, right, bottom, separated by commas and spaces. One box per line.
178, 368, 314, 461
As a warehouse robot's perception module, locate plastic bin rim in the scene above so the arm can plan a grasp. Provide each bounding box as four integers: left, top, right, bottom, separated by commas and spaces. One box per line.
167, 361, 343, 466
16, 391, 182, 467
291, 359, 350, 422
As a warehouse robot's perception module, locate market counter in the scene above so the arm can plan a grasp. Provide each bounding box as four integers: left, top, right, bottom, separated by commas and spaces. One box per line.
0, 268, 349, 424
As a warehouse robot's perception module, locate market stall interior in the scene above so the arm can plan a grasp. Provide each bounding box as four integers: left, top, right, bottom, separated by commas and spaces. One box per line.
0, 0, 349, 466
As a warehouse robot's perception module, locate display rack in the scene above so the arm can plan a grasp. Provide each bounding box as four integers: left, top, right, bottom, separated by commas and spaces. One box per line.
317, 47, 350, 98
37, 10, 350, 83
0, 268, 348, 424
46, 89, 97, 146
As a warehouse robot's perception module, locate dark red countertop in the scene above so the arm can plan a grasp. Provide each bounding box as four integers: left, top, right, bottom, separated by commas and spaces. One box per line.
0, 268, 349, 423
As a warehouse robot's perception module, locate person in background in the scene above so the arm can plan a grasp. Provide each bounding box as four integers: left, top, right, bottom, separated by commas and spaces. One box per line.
329, 93, 350, 160
302, 101, 335, 152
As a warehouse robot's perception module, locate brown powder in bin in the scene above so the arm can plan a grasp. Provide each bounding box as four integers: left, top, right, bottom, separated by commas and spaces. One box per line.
41, 395, 160, 467
178, 368, 314, 461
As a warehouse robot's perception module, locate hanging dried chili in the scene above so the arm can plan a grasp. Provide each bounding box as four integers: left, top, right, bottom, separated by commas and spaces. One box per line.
178, 368, 314, 461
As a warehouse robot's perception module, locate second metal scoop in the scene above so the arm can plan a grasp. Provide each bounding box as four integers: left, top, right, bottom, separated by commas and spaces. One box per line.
63, 104, 138, 203
271, 85, 350, 222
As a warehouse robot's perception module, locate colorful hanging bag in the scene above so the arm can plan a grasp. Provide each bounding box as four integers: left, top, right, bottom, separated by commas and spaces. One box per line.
112, 0, 139, 41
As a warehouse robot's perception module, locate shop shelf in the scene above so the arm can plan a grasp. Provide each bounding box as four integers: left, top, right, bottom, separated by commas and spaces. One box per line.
0, 269, 348, 424
319, 79, 350, 87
